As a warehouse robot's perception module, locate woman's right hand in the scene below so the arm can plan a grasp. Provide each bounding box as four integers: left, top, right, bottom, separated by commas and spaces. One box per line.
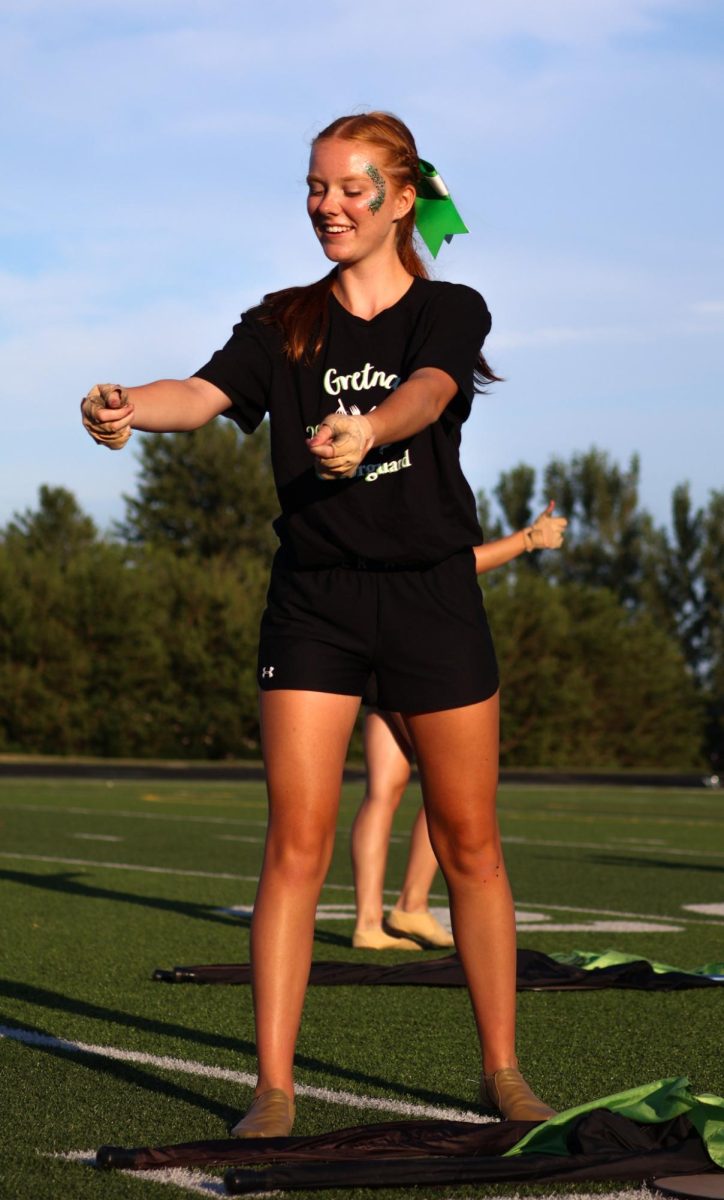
81, 383, 134, 449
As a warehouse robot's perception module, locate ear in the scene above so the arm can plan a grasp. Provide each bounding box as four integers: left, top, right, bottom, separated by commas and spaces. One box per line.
393, 182, 416, 221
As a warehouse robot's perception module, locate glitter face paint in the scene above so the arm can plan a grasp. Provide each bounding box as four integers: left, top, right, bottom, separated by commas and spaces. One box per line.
365, 163, 386, 214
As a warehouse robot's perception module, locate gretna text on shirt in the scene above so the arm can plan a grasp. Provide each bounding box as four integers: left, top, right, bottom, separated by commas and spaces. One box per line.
323, 362, 400, 396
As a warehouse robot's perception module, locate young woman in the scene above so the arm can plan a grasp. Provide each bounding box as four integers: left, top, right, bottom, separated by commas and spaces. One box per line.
81, 111, 557, 1134
351, 510, 567, 951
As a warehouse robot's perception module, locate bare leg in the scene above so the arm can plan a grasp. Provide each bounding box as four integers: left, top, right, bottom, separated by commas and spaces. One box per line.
250, 689, 360, 1100
405, 693, 517, 1073
351, 710, 414, 935
394, 804, 441, 913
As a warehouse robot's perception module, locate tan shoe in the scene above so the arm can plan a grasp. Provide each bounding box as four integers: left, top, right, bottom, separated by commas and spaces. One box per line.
352, 928, 421, 950
385, 908, 455, 948
481, 1068, 556, 1122
230, 1089, 295, 1138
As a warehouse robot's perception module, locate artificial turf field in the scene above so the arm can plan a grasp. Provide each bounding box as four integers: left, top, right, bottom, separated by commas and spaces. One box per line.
1, 774, 722, 1200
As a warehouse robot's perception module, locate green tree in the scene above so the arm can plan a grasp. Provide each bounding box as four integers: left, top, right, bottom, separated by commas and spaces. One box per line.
485, 572, 703, 768
147, 550, 268, 757
542, 448, 647, 601
701, 493, 724, 770
116, 420, 279, 563
4, 485, 98, 568
494, 463, 536, 532
0, 510, 172, 755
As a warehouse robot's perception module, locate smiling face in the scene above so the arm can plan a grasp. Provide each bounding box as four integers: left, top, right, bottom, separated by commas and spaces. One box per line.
306, 137, 414, 266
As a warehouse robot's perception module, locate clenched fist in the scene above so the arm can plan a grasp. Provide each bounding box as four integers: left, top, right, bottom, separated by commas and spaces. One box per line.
81, 383, 133, 450
307, 413, 375, 480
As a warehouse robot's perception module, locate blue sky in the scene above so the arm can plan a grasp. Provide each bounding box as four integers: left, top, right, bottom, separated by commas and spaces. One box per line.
1, 0, 722, 534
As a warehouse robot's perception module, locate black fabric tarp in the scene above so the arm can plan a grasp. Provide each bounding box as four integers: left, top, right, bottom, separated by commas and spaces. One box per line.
96, 1110, 721, 1194
152, 948, 722, 990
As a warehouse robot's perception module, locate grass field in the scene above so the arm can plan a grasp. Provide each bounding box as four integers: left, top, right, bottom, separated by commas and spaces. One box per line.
1, 773, 722, 1200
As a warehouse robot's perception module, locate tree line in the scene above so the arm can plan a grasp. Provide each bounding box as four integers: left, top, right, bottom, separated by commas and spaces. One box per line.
0, 422, 720, 769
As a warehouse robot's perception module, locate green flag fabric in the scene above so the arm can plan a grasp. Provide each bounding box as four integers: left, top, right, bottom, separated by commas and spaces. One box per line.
553, 948, 724, 979
506, 1076, 724, 1169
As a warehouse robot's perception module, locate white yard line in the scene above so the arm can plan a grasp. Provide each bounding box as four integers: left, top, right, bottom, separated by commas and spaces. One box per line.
5, 800, 723, 866
72, 833, 124, 842
51, 1151, 230, 1195
3, 849, 722, 927
515, 899, 724, 927
0, 851, 260, 884
52, 1150, 657, 1200
5, 801, 724, 857
503, 834, 724, 860
1, 1024, 487, 1123
0, 802, 269, 828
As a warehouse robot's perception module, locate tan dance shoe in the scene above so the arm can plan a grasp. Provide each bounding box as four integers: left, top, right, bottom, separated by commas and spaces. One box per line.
481, 1068, 557, 1122
385, 908, 455, 948
230, 1089, 295, 1138
352, 928, 421, 950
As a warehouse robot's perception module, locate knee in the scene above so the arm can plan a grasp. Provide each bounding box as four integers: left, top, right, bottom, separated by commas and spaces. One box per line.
432, 823, 503, 884
354, 779, 406, 824
264, 825, 335, 885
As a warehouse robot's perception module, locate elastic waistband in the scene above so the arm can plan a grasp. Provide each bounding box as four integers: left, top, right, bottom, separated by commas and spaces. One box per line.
337, 556, 435, 572
274, 548, 470, 574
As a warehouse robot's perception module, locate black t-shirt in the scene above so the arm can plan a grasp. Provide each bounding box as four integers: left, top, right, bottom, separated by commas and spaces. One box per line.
194, 276, 490, 569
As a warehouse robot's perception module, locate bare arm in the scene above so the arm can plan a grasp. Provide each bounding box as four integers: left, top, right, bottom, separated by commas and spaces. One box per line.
474, 501, 568, 573
473, 531, 529, 574
125, 377, 231, 431
363, 367, 456, 446
82, 376, 231, 446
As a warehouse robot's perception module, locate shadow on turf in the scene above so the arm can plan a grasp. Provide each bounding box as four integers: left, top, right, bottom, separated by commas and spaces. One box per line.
0, 1014, 238, 1127
229, 908, 351, 948
0, 868, 351, 947
538, 853, 724, 877
0, 979, 470, 1113
588, 853, 724, 876
0, 868, 244, 928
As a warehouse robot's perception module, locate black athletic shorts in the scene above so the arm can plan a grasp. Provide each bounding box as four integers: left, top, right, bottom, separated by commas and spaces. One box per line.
257, 549, 499, 713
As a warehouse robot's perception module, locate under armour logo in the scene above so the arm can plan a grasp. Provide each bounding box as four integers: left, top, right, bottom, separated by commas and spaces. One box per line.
261, 666, 275, 679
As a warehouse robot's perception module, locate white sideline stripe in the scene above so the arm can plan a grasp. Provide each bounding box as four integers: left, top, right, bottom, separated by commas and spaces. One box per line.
2, 1025, 487, 1124
226, 903, 680, 935
0, 802, 270, 828
0, 851, 260, 884
516, 921, 682, 933
72, 833, 124, 842
6, 801, 724, 858
2, 844, 720, 926
504, 834, 724, 860
214, 835, 264, 844
517, 899, 724, 927
684, 902, 724, 916
51, 1154, 655, 1200
3, 850, 723, 927
51, 1151, 230, 1196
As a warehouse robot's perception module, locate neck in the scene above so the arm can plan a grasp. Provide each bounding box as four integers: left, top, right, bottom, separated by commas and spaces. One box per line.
333, 251, 414, 321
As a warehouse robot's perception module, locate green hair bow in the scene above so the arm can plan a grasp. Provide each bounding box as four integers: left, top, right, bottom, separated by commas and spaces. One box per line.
415, 159, 469, 258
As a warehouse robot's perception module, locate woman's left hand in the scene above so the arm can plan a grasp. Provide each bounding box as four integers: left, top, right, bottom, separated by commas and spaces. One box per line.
307, 413, 374, 480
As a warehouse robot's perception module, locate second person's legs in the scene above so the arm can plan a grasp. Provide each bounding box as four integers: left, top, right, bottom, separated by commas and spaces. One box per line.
351, 710, 419, 948
351, 710, 453, 948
